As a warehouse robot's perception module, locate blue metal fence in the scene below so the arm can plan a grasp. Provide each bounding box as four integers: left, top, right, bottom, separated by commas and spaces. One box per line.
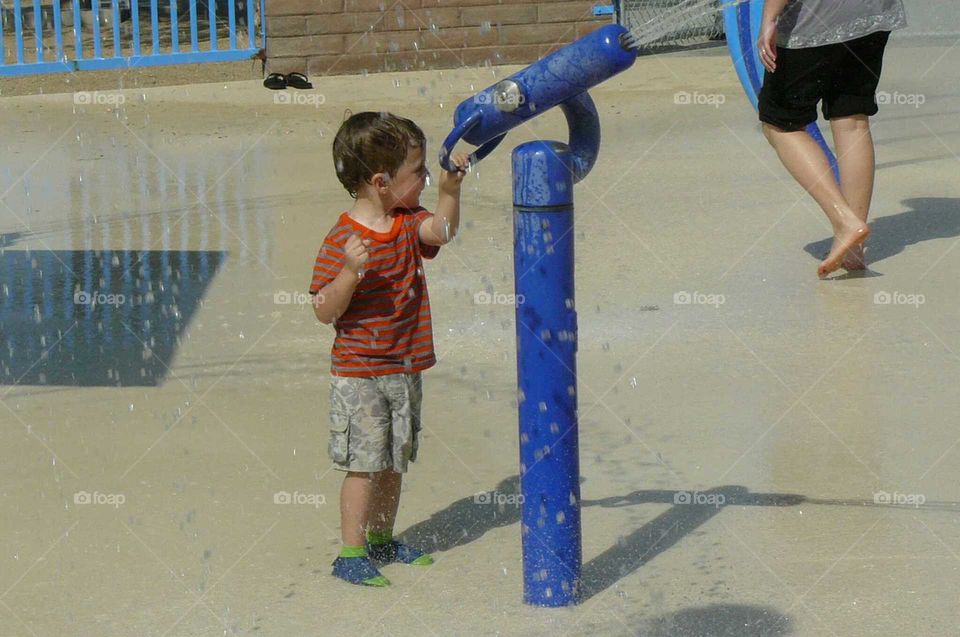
1, 0, 264, 76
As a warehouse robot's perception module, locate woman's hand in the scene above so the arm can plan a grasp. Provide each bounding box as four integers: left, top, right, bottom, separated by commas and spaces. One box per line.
758, 20, 778, 73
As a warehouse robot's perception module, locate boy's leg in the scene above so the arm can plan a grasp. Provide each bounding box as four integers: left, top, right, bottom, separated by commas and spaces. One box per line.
368, 470, 402, 534
365, 373, 432, 566
762, 123, 869, 278
366, 469, 432, 565
340, 471, 375, 547
332, 471, 391, 586
829, 115, 875, 269
329, 376, 392, 586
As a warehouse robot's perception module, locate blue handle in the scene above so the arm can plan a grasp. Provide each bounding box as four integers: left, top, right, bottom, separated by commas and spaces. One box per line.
438, 110, 507, 172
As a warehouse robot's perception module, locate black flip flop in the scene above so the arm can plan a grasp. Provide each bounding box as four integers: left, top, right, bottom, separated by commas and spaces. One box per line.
286, 72, 313, 90
263, 73, 286, 90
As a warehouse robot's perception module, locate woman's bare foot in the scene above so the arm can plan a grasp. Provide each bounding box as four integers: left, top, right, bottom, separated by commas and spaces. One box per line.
842, 244, 867, 271
818, 222, 870, 278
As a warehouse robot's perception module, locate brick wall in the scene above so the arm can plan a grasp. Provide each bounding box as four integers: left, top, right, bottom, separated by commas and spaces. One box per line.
265, 1, 611, 77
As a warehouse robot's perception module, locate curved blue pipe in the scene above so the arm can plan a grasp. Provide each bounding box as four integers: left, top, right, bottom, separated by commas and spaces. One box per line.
559, 92, 601, 183
440, 24, 636, 173
724, 0, 840, 182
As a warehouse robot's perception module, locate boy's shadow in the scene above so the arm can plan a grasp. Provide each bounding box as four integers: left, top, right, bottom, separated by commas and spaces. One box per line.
400, 475, 524, 554
804, 197, 960, 273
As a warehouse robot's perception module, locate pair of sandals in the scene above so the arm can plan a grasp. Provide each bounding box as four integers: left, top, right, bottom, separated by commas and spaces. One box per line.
263, 72, 313, 90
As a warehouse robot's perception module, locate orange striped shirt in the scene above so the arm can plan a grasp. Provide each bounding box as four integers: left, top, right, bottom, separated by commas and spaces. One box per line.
309, 207, 440, 377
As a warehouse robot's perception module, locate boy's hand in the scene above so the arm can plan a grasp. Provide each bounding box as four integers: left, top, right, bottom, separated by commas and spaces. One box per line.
439, 152, 471, 195
343, 234, 372, 275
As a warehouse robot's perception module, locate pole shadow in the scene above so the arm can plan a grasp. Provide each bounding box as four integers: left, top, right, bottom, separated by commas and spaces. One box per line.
803, 197, 960, 272
401, 479, 960, 602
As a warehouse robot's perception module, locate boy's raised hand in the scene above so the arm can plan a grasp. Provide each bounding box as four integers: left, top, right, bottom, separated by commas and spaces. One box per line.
344, 233, 372, 276
439, 152, 471, 194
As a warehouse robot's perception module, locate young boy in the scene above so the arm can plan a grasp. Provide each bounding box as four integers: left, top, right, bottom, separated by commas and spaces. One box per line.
308, 111, 470, 587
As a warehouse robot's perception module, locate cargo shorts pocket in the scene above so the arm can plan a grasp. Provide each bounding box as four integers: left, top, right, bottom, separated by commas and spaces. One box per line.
328, 409, 353, 465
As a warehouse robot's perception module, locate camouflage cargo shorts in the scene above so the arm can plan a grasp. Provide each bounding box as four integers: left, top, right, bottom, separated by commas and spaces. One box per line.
328, 372, 423, 473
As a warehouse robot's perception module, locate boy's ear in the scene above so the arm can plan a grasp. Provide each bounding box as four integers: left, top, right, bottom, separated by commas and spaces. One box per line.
371, 173, 391, 191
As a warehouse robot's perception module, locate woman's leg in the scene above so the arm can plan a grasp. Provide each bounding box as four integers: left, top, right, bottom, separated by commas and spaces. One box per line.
829, 114, 876, 269
762, 123, 870, 278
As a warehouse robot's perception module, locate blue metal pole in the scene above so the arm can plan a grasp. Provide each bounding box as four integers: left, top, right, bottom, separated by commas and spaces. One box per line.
514, 140, 581, 607
438, 23, 635, 608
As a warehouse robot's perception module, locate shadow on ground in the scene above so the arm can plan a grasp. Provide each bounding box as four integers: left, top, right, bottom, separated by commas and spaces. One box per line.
401, 479, 960, 602
637, 603, 794, 636
804, 197, 960, 272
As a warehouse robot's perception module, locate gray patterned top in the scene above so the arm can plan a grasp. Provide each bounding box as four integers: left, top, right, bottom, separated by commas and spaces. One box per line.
777, 0, 908, 49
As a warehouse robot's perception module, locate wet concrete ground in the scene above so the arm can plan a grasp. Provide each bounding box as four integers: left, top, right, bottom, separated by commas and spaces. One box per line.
1, 35, 959, 636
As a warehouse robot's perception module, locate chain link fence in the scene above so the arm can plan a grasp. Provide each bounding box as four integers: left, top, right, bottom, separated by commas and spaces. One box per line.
619, 0, 725, 49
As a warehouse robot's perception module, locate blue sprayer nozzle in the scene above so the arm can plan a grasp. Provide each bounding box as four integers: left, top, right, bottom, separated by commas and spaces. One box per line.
439, 24, 639, 173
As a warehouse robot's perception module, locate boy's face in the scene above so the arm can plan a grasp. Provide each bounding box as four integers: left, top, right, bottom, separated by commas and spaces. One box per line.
386, 144, 428, 210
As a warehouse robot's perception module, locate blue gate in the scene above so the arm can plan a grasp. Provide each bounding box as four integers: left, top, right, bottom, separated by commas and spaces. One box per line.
1, 0, 264, 76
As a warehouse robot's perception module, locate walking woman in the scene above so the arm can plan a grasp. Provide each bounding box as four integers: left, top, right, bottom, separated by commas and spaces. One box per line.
757, 0, 907, 277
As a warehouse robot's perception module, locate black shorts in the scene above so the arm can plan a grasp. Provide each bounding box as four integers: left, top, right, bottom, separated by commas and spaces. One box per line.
758, 31, 891, 132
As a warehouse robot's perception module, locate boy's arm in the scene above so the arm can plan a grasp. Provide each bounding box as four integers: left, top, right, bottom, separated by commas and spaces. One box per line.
311, 233, 370, 324
312, 266, 361, 325
420, 152, 470, 247
420, 190, 460, 246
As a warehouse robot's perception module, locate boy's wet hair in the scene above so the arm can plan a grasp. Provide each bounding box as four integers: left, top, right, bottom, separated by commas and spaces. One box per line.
333, 112, 426, 199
